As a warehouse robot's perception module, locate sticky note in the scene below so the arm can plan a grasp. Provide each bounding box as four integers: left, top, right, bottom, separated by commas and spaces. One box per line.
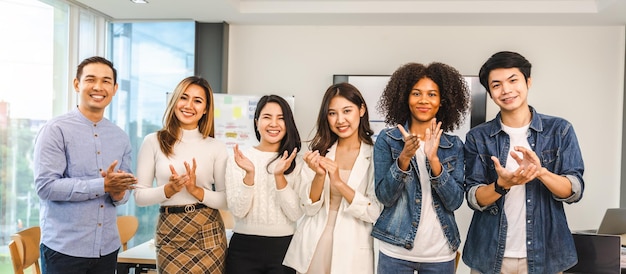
233, 107, 242, 119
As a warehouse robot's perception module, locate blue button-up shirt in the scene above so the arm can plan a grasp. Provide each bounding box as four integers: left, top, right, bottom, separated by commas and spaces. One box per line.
463, 106, 584, 274
372, 123, 465, 251
34, 108, 132, 258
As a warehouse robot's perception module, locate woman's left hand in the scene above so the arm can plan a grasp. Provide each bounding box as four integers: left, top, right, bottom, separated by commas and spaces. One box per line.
423, 118, 443, 162
423, 118, 443, 176
183, 158, 198, 191
273, 148, 298, 175
319, 157, 343, 187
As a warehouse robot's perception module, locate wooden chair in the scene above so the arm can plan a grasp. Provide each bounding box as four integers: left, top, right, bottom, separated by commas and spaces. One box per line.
9, 226, 41, 274
455, 250, 461, 273
117, 215, 139, 251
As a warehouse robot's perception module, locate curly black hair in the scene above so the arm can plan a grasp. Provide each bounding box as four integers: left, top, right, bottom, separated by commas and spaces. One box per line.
377, 62, 470, 133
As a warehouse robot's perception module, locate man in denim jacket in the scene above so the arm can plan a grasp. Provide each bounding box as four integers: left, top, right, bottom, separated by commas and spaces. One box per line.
463, 51, 584, 274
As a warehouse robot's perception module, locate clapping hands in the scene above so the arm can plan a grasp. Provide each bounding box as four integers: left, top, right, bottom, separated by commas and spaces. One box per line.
273, 148, 298, 175
492, 146, 541, 188
103, 160, 137, 201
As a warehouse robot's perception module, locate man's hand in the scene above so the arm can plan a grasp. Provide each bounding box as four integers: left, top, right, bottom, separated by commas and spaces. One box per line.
491, 151, 539, 189
102, 160, 136, 201
512, 146, 544, 178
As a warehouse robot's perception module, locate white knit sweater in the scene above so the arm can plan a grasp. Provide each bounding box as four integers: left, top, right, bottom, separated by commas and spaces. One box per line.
225, 147, 303, 237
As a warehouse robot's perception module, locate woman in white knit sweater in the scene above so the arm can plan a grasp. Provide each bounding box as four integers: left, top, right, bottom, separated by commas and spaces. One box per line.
225, 95, 303, 274
135, 76, 229, 274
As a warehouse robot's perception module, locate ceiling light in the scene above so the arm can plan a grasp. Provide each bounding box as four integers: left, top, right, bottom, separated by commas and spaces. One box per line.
130, 0, 148, 3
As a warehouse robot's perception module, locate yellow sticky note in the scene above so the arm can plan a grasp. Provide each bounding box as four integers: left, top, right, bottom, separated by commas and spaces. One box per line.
215, 109, 221, 118
233, 107, 242, 119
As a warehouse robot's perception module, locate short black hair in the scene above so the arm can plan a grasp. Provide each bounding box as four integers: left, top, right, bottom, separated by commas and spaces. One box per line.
76, 56, 117, 85
478, 51, 531, 94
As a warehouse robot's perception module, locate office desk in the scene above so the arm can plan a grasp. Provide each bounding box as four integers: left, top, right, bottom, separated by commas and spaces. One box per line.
117, 239, 156, 274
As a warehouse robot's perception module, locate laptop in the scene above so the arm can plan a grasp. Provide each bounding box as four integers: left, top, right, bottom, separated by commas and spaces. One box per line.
565, 233, 621, 273
597, 208, 626, 235
577, 208, 626, 235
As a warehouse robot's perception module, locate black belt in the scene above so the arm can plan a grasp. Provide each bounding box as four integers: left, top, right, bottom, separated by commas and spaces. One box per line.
159, 203, 207, 214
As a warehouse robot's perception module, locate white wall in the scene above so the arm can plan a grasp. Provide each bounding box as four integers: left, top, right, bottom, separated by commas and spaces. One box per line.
227, 25, 625, 272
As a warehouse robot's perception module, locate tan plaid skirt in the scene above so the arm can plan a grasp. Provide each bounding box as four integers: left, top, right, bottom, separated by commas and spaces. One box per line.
155, 206, 227, 274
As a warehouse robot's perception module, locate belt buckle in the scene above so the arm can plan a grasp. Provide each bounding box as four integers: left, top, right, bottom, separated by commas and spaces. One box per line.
185, 204, 196, 213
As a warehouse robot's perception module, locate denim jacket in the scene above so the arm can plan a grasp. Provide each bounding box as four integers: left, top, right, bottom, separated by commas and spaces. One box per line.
371, 122, 465, 252
462, 106, 584, 274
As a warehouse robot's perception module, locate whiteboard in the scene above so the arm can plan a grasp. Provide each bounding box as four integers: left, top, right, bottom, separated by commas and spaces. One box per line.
213, 94, 295, 154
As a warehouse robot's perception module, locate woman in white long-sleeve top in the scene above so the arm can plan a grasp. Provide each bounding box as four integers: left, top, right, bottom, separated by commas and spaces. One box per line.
134, 76, 228, 274
225, 95, 303, 274
283, 83, 382, 274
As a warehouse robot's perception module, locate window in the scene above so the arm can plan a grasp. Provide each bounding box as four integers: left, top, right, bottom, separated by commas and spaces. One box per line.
0, 2, 195, 268
0, 0, 106, 270
109, 21, 196, 246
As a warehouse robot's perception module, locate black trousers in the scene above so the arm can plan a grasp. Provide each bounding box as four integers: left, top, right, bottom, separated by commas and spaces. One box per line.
40, 244, 118, 274
226, 233, 296, 274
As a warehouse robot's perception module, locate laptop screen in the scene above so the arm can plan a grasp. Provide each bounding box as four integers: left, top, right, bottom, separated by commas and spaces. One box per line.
598, 208, 626, 235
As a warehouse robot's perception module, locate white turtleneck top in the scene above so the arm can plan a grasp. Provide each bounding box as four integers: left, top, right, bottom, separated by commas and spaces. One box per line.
134, 128, 228, 209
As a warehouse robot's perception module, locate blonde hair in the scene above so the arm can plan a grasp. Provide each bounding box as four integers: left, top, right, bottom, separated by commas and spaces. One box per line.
157, 76, 215, 157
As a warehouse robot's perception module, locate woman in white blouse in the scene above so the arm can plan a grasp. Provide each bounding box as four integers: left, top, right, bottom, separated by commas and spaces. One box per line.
225, 95, 303, 274
283, 83, 382, 274
134, 76, 229, 274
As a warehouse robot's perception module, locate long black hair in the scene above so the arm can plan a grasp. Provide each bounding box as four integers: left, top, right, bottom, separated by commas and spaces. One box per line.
254, 95, 301, 174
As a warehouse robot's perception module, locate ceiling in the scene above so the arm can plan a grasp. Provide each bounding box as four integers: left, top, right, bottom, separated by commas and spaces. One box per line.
72, 0, 626, 26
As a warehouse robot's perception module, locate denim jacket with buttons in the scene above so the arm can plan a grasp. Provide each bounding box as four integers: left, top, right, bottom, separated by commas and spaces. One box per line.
462, 106, 584, 274
371, 122, 465, 252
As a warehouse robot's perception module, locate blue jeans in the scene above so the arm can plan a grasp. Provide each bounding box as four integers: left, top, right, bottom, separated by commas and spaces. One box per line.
377, 251, 455, 274
40, 244, 118, 274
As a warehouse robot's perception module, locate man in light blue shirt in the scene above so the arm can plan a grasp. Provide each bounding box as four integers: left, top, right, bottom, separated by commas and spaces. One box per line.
34, 56, 137, 274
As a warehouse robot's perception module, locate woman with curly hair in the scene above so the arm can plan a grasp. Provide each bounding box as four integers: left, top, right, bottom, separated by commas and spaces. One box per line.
371, 62, 470, 274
